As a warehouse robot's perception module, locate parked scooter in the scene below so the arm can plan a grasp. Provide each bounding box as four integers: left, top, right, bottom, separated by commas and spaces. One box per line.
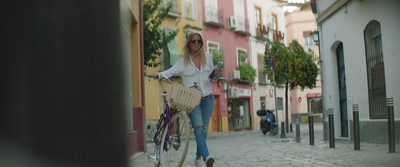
256, 108, 278, 135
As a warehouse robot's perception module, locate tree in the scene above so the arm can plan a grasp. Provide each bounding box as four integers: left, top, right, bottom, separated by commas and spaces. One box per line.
287, 40, 319, 90
264, 40, 319, 132
264, 41, 291, 85
143, 0, 178, 68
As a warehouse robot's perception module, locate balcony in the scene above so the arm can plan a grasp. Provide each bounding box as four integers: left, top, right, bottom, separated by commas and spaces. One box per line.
272, 30, 285, 43
163, 0, 181, 18
234, 16, 250, 36
258, 69, 269, 85
256, 24, 269, 41
205, 6, 224, 28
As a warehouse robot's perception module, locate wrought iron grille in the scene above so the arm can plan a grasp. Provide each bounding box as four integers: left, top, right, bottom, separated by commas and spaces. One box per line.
364, 20, 387, 119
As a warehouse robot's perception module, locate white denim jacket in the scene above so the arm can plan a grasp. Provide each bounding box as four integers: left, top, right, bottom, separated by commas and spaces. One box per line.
160, 53, 214, 97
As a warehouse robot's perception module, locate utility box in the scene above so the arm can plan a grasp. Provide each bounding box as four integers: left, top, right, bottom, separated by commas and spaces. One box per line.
227, 87, 239, 99
231, 70, 240, 80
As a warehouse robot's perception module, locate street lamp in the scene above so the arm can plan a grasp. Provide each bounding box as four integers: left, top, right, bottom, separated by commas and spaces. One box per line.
311, 30, 319, 45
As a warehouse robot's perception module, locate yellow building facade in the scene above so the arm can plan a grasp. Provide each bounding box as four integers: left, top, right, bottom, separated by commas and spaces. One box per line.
145, 0, 209, 138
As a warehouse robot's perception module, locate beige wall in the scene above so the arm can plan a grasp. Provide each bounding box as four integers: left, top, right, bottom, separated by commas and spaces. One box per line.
129, 0, 142, 108
285, 4, 321, 120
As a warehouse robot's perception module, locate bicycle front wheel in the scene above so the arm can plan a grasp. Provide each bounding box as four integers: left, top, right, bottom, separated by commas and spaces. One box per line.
160, 112, 191, 167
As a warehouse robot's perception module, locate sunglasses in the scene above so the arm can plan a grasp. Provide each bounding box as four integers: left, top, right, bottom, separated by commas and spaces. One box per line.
190, 39, 203, 44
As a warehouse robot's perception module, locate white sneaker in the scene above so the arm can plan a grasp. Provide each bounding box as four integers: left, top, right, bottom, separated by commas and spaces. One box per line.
205, 155, 215, 167
195, 159, 205, 167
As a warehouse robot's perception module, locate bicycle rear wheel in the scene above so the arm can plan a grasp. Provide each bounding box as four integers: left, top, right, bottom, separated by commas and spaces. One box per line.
160, 112, 190, 167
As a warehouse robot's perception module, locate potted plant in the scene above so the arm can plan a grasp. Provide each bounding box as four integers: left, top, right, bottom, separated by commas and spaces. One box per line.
236, 63, 257, 83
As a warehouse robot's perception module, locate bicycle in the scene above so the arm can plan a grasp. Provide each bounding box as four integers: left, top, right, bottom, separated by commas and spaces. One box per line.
147, 74, 202, 167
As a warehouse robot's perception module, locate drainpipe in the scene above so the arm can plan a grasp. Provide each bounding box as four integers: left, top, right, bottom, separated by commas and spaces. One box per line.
139, 0, 147, 152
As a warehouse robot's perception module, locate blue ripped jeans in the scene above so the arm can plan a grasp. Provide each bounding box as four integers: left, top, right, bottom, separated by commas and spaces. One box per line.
188, 94, 214, 158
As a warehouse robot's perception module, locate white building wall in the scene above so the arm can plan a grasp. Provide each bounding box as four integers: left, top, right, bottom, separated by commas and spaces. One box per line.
247, 0, 287, 131
317, 0, 400, 142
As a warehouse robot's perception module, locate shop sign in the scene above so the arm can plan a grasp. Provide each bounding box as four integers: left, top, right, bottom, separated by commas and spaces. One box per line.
238, 88, 251, 98
306, 93, 322, 98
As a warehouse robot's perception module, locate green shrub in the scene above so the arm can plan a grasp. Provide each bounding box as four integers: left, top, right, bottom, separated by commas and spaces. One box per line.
236, 63, 256, 83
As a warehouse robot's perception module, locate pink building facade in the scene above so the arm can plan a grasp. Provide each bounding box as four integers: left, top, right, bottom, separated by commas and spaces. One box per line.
202, 0, 254, 132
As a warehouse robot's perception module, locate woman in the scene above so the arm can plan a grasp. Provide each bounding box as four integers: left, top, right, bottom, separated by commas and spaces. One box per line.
152, 32, 220, 167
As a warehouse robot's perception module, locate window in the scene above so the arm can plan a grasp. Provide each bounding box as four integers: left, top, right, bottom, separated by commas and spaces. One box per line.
234, 0, 245, 31
205, 0, 218, 23
271, 13, 278, 42
163, 0, 177, 13
271, 13, 278, 30
277, 97, 283, 110
163, 28, 180, 70
364, 20, 387, 119
255, 7, 261, 26
260, 96, 266, 109
207, 41, 219, 54
309, 98, 323, 114
183, 0, 195, 19
303, 31, 314, 51
255, 6, 263, 37
257, 54, 267, 84
237, 49, 247, 66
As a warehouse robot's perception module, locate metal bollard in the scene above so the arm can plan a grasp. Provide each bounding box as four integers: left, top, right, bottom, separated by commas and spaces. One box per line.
296, 119, 300, 143
387, 98, 395, 153
290, 123, 293, 132
328, 108, 335, 148
353, 104, 360, 150
281, 122, 286, 138
308, 111, 314, 145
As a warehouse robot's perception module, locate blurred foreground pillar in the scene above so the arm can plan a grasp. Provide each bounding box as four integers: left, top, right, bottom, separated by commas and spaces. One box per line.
0, 1, 128, 166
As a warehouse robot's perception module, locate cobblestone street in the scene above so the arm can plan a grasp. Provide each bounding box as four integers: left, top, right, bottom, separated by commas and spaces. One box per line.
131, 123, 400, 167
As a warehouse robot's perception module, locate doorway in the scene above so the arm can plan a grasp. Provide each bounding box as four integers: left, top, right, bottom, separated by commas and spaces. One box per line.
336, 43, 348, 137
228, 98, 250, 130
211, 98, 220, 133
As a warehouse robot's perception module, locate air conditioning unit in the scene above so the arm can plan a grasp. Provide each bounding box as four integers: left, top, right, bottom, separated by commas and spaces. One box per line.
231, 70, 240, 80
227, 87, 239, 99
228, 17, 237, 29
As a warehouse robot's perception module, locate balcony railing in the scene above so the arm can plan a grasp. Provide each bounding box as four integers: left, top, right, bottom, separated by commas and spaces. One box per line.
205, 6, 224, 28
234, 16, 250, 36
272, 30, 285, 43
256, 24, 269, 41
163, 0, 180, 18
258, 69, 268, 84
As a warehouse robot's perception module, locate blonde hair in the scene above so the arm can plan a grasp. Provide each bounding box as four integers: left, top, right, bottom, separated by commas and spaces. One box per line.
183, 32, 206, 68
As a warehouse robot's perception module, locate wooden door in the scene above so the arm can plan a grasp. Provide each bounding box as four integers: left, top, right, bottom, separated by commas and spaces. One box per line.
212, 98, 220, 132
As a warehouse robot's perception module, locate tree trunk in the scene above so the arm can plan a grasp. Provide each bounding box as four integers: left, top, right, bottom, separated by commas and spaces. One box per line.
285, 81, 289, 132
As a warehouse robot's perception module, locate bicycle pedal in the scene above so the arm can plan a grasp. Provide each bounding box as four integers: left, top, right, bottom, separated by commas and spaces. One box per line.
170, 135, 181, 150
148, 153, 157, 162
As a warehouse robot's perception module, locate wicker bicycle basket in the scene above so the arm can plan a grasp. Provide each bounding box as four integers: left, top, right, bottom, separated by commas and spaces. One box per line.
166, 84, 203, 113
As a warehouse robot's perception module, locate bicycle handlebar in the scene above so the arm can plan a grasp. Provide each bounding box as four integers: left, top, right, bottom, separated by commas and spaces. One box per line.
146, 73, 173, 84
146, 73, 201, 91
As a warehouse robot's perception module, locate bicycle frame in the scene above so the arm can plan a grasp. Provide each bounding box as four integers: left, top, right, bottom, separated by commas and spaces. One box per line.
147, 73, 198, 166
153, 103, 171, 145
153, 105, 181, 144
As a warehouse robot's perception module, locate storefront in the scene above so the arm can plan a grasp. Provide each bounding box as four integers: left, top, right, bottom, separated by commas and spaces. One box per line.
227, 88, 252, 131
307, 93, 323, 122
